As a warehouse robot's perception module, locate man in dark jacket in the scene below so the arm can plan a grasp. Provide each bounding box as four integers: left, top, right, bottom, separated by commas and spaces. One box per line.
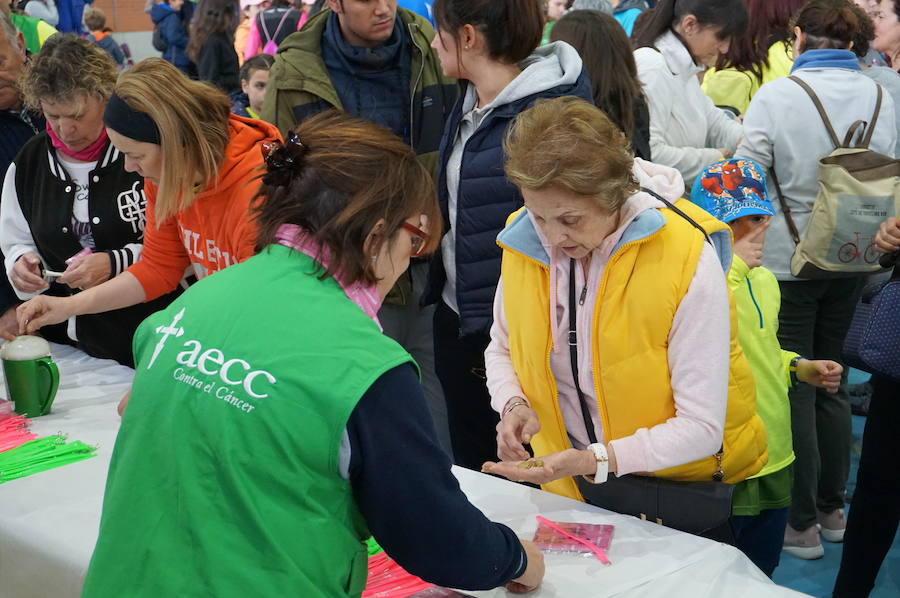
262, 1, 457, 455
0, 12, 43, 338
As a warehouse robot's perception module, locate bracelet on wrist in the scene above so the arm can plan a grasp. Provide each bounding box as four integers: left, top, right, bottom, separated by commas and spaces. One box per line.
502, 400, 528, 418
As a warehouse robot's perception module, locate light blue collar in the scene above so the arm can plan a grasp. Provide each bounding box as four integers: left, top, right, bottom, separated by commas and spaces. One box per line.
497, 206, 733, 274
496, 208, 668, 267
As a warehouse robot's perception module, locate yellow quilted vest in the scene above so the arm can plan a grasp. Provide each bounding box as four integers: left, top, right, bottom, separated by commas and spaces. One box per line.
498, 201, 768, 501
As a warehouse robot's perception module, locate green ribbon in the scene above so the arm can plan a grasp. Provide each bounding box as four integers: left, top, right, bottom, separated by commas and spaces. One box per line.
366, 537, 383, 556
0, 435, 97, 483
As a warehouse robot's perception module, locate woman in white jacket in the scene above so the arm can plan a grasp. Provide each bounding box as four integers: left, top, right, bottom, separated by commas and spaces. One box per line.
633, 0, 747, 188
735, 0, 897, 561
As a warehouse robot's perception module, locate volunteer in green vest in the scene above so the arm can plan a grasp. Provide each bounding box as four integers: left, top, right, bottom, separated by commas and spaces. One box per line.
81, 110, 543, 597
481, 97, 768, 506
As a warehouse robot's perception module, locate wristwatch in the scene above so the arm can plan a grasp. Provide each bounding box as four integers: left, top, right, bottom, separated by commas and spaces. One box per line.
789, 356, 802, 386
585, 443, 609, 484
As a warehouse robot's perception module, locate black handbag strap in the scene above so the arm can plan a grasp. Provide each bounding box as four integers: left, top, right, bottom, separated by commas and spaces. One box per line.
566, 198, 725, 481
569, 258, 599, 446
567, 191, 714, 447
641, 188, 713, 246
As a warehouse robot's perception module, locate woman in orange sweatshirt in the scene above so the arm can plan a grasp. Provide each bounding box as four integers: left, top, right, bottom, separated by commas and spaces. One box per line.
16, 58, 281, 338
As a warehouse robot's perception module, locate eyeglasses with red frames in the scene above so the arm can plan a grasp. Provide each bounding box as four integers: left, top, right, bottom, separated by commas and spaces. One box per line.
401, 221, 429, 258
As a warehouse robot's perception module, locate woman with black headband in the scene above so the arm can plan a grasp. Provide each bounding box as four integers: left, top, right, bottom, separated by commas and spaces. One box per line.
16, 58, 281, 359
0, 35, 180, 366
81, 109, 544, 597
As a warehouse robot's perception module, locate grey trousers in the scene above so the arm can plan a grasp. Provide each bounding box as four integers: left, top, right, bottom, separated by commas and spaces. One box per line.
378, 261, 452, 458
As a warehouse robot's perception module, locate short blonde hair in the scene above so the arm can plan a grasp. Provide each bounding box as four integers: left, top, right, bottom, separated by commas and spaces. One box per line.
83, 7, 106, 31
20, 34, 117, 111
112, 58, 231, 223
503, 96, 638, 213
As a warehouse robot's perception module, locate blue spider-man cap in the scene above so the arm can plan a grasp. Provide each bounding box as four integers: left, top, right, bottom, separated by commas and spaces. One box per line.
690, 159, 775, 223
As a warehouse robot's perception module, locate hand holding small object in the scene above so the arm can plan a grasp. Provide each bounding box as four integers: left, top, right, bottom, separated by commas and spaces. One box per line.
10, 253, 47, 294
58, 253, 110, 290
16, 295, 76, 334
483, 449, 600, 485
496, 397, 541, 462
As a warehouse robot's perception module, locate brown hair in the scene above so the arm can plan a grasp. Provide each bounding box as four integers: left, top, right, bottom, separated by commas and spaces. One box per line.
187, 0, 239, 63
254, 110, 442, 287
633, 0, 749, 49
551, 10, 642, 145
433, 0, 544, 64
849, 1, 876, 59
20, 34, 117, 110
792, 0, 860, 52
83, 7, 107, 31
112, 58, 231, 223
504, 96, 637, 213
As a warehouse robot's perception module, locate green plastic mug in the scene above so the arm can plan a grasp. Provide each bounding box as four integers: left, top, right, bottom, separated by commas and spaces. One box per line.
1, 336, 60, 418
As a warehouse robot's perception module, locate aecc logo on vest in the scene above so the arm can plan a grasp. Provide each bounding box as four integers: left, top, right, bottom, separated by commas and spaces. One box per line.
147, 308, 277, 414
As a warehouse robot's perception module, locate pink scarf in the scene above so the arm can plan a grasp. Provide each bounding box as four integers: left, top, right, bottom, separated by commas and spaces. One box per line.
275, 224, 383, 329
46, 123, 108, 162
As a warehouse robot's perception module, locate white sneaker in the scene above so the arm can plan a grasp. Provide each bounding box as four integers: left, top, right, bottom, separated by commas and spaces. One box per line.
783, 524, 825, 559
817, 508, 846, 543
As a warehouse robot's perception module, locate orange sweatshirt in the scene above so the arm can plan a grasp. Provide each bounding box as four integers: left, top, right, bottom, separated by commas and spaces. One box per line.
128, 114, 281, 301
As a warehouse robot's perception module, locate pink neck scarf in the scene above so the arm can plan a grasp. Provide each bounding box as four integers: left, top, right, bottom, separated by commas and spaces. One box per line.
275, 224, 383, 329
46, 123, 108, 162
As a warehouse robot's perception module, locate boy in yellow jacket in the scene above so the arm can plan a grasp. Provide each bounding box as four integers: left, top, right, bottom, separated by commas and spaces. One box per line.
692, 159, 843, 573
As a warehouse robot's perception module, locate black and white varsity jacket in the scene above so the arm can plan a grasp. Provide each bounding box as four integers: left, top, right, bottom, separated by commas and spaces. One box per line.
0, 133, 181, 367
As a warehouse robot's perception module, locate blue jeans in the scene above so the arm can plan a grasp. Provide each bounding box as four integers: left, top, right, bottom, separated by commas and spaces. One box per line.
731, 507, 790, 577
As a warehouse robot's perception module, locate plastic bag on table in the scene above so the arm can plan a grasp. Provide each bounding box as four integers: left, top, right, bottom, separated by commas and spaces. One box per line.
532, 516, 614, 560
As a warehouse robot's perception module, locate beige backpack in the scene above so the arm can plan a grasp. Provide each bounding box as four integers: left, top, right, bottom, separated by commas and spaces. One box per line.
771, 76, 900, 279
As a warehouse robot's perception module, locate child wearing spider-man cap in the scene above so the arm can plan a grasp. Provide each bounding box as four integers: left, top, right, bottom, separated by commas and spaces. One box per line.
691, 159, 843, 574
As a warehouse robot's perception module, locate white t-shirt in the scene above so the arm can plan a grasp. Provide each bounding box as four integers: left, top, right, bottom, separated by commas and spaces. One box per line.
57, 156, 98, 249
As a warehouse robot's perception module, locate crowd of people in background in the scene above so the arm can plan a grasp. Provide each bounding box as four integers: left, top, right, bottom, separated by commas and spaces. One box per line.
1, 0, 899, 597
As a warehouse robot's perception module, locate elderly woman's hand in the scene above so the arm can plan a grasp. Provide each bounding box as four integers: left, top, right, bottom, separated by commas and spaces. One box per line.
10, 253, 48, 294
874, 217, 900, 254
58, 253, 111, 290
482, 449, 597, 486
496, 398, 541, 461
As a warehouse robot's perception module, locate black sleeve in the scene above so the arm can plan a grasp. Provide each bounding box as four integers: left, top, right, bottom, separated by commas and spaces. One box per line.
196, 43, 217, 85
0, 255, 17, 314
347, 363, 526, 590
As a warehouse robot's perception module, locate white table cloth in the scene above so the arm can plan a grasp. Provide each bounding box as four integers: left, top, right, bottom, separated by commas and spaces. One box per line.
0, 344, 810, 598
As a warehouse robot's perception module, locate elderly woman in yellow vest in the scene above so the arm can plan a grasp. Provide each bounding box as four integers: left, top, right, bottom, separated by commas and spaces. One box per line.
481, 97, 767, 504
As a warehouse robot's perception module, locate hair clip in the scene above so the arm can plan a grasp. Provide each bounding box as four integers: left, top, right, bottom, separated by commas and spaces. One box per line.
262, 131, 308, 186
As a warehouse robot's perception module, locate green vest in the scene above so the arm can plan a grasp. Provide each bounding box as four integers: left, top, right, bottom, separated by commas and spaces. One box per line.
82, 245, 414, 598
